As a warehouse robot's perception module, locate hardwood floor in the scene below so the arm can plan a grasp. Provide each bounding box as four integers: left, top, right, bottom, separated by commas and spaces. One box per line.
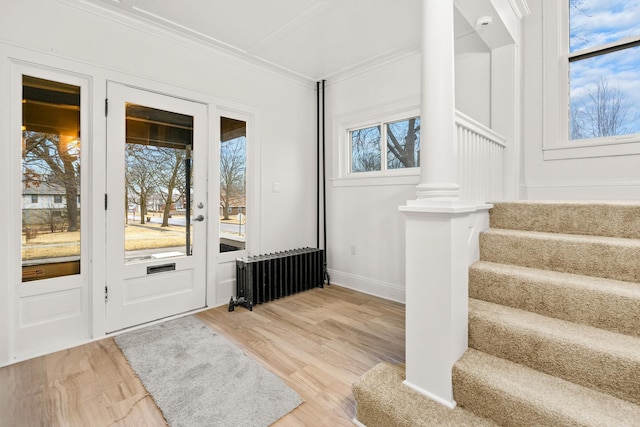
0, 285, 405, 426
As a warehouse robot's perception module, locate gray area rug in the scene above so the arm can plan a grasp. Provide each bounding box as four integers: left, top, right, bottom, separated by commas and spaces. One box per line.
115, 315, 303, 427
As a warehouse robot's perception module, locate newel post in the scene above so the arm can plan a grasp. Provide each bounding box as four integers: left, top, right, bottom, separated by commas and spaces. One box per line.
399, 0, 486, 408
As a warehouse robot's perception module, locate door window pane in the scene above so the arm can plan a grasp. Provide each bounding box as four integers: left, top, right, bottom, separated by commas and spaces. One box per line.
124, 104, 194, 263
22, 76, 81, 282
220, 117, 246, 253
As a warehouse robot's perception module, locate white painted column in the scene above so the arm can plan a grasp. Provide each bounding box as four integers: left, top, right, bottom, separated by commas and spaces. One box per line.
400, 0, 486, 408
416, 0, 459, 201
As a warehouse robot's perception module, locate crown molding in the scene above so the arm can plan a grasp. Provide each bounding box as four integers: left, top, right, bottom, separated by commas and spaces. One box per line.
55, 0, 317, 88
507, 0, 532, 20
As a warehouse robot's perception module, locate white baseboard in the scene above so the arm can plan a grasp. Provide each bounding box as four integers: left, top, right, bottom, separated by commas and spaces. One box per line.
352, 417, 367, 427
522, 180, 640, 201
403, 380, 457, 409
327, 269, 405, 303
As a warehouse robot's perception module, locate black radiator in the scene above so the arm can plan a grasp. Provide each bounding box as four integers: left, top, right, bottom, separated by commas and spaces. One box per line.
229, 248, 325, 311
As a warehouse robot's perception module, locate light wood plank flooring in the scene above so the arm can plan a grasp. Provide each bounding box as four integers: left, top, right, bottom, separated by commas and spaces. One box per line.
0, 285, 405, 426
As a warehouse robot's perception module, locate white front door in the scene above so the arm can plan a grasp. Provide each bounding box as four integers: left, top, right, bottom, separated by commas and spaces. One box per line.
105, 83, 208, 333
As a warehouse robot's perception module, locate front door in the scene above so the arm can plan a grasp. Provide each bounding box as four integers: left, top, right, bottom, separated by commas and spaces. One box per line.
105, 83, 208, 333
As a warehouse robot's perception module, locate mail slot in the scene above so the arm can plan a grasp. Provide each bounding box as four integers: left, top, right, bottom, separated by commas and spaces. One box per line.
147, 263, 176, 274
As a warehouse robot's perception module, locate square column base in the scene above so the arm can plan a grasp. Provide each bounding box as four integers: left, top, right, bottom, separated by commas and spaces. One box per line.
399, 202, 490, 406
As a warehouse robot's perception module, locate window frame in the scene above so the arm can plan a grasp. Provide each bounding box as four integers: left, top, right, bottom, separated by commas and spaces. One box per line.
334, 103, 421, 187
543, 0, 640, 160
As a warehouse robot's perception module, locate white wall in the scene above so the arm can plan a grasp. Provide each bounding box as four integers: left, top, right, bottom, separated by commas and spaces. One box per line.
325, 33, 491, 302
0, 0, 317, 365
456, 34, 492, 127
521, 0, 640, 200
324, 57, 417, 302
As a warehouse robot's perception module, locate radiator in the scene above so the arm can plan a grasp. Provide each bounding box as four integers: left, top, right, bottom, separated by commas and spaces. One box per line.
229, 247, 325, 311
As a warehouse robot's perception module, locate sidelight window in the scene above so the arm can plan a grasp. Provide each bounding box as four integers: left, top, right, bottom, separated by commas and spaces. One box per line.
21, 75, 82, 282
219, 117, 247, 253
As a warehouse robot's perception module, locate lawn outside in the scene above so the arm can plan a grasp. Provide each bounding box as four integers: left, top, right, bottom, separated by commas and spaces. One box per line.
22, 222, 187, 260
22, 214, 246, 260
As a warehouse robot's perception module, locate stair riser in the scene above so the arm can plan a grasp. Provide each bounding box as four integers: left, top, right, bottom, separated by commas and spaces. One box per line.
469, 313, 640, 406
489, 203, 640, 239
480, 232, 640, 283
469, 265, 640, 338
453, 366, 580, 427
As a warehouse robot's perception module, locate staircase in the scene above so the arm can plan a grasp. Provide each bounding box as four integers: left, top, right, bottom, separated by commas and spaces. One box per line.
353, 201, 640, 426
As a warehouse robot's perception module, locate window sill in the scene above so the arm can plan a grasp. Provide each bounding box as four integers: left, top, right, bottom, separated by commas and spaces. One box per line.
332, 170, 420, 187
543, 137, 640, 160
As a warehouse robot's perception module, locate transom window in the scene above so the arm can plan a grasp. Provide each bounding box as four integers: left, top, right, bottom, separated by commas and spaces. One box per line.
569, 0, 640, 141
349, 116, 420, 174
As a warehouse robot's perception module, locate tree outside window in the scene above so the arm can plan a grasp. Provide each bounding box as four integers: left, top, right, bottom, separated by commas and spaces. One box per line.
350, 117, 420, 173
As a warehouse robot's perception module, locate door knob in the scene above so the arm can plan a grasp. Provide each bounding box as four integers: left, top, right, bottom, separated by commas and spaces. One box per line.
193, 215, 205, 222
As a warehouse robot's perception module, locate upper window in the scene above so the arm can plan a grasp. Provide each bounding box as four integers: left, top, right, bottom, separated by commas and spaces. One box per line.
349, 117, 420, 174
568, 1, 640, 141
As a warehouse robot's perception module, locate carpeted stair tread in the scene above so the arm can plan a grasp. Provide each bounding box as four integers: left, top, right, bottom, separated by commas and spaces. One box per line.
469, 298, 640, 405
353, 201, 640, 426
469, 261, 640, 337
480, 228, 640, 283
353, 362, 498, 427
453, 348, 640, 427
489, 201, 640, 239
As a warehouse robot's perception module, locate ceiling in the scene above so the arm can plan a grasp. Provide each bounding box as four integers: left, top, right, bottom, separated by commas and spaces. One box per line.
86, 0, 475, 82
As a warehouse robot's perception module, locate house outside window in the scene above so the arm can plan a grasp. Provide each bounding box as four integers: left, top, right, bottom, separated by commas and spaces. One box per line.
54, 195, 63, 204
31, 195, 38, 203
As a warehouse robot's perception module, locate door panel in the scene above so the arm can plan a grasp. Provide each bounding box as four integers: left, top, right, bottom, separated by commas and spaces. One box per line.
105, 83, 207, 333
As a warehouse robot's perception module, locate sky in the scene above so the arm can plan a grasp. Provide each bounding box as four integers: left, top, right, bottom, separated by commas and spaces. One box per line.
569, 0, 640, 138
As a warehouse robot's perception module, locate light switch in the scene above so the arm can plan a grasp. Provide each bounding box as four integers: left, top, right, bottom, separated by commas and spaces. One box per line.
272, 182, 281, 193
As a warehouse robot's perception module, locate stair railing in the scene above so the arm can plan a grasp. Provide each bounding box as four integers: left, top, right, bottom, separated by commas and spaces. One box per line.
455, 111, 507, 204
